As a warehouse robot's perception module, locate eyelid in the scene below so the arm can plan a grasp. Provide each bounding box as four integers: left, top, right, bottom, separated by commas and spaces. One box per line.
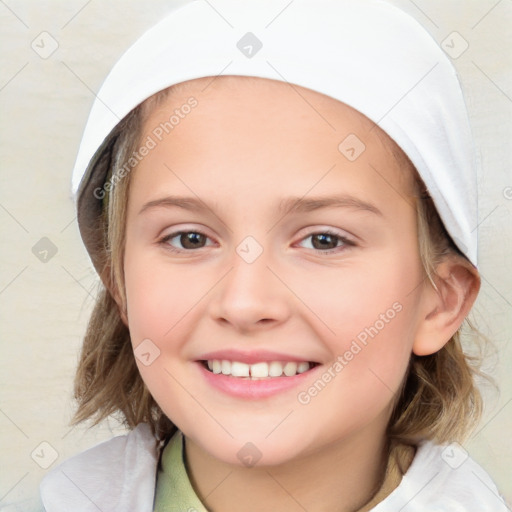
294, 225, 356, 243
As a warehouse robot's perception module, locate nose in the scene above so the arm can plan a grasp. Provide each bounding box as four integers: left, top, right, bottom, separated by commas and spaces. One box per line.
208, 249, 292, 333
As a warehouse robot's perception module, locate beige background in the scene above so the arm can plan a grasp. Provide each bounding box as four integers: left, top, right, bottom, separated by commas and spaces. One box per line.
0, 1, 511, 510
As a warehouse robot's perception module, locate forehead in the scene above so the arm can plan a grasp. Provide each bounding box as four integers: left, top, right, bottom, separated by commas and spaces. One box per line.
133, 75, 415, 209
147, 76, 409, 162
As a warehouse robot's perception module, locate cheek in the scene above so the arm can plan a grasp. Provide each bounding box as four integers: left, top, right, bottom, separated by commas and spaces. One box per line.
122, 247, 208, 420
291, 249, 422, 344
123, 246, 209, 343
293, 250, 422, 398
294, 290, 418, 446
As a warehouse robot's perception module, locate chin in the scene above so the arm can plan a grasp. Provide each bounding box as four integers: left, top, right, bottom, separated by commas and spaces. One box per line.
185, 425, 315, 469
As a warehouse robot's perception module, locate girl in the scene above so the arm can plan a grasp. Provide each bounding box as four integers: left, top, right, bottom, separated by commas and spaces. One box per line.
40, 0, 509, 510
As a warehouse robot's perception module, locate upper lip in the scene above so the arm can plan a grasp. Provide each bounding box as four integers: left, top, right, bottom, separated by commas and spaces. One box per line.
197, 349, 319, 365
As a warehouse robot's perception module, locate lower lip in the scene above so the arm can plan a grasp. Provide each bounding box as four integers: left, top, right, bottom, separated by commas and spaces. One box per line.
195, 362, 321, 399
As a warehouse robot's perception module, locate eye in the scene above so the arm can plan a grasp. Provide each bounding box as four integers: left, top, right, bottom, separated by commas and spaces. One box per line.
297, 231, 355, 253
158, 230, 214, 252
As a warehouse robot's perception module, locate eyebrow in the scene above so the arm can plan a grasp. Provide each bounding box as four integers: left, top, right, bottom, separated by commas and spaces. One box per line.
138, 194, 383, 217
278, 195, 382, 217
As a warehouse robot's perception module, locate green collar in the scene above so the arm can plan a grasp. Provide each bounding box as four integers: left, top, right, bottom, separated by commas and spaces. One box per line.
154, 430, 208, 512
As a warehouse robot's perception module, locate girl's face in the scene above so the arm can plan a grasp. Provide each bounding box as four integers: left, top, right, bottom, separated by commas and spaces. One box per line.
123, 76, 428, 466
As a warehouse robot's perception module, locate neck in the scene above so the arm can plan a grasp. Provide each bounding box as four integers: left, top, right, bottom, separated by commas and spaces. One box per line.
184, 419, 390, 512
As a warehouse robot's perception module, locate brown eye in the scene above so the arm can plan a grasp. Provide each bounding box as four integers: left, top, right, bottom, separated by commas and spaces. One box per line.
310, 233, 339, 250
180, 232, 207, 249
297, 231, 355, 254
160, 231, 212, 252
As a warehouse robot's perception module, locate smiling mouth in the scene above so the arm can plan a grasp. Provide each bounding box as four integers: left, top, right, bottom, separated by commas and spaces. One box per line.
200, 359, 320, 379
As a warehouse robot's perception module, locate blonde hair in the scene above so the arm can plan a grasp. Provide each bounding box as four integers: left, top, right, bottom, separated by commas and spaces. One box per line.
72, 86, 486, 444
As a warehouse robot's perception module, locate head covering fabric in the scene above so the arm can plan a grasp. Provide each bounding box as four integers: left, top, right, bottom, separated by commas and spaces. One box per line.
72, 0, 478, 270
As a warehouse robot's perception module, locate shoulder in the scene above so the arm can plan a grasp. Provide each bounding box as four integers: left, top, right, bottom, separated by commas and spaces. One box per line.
40, 423, 159, 512
373, 440, 509, 511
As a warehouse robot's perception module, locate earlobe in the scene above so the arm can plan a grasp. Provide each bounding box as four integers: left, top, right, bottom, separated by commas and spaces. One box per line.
412, 256, 480, 356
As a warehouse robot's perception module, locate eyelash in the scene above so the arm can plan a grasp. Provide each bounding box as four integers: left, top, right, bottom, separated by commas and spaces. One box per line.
157, 229, 356, 255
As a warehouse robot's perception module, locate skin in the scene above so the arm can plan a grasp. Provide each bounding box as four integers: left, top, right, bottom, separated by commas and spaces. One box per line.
119, 76, 479, 511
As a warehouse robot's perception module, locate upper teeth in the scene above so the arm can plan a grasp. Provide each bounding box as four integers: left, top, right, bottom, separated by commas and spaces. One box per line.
206, 360, 311, 378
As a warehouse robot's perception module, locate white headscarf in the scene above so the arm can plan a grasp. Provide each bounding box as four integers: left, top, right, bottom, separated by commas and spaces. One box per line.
72, 0, 478, 268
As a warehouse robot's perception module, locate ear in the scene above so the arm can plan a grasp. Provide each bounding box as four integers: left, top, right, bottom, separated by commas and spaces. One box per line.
412, 256, 480, 356
100, 264, 129, 327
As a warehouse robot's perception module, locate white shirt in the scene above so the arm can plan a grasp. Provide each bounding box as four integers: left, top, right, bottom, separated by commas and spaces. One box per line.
40, 423, 509, 511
